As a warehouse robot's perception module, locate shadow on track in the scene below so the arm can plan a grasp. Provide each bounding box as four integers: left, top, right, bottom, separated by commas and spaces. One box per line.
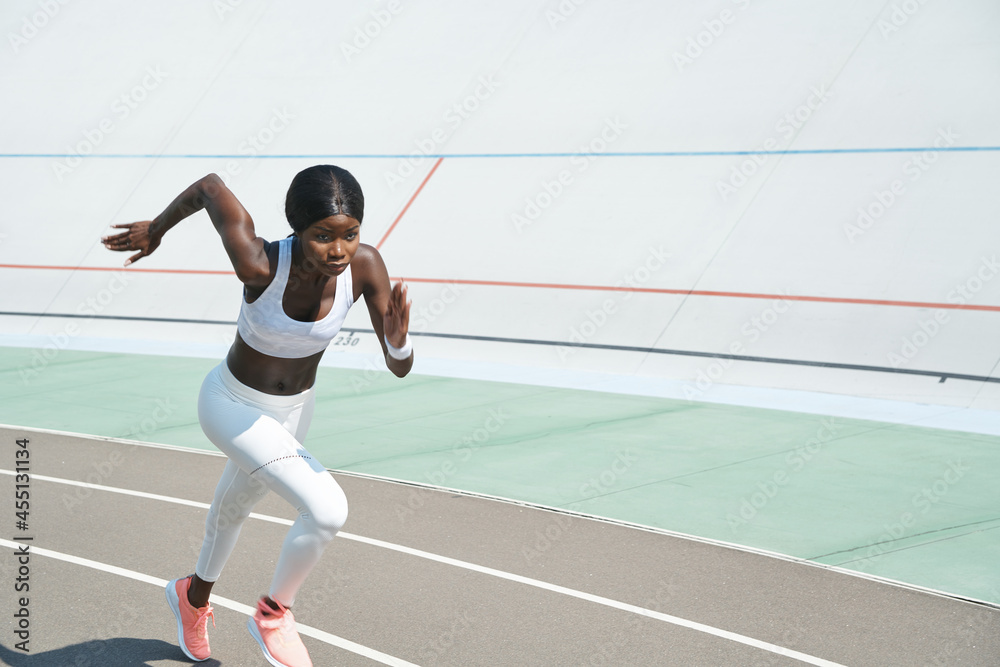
0, 638, 220, 666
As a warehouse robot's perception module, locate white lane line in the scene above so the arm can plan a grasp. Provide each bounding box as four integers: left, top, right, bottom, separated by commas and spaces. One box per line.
0, 537, 416, 667
4, 426, 990, 611
339, 534, 847, 667
1, 469, 845, 666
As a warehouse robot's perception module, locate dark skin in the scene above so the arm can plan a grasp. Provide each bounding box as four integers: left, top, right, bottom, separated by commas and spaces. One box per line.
102, 173, 412, 608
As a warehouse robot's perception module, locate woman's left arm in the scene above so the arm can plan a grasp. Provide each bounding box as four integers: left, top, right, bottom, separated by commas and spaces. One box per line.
355, 244, 412, 378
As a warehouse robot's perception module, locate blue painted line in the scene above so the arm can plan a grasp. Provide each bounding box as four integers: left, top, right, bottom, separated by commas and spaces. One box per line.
2, 146, 999, 159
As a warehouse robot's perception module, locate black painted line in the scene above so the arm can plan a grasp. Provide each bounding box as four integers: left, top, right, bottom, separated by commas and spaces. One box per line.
2, 311, 997, 384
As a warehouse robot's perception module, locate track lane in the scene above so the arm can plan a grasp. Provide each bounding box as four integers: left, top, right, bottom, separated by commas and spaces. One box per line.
2, 427, 998, 665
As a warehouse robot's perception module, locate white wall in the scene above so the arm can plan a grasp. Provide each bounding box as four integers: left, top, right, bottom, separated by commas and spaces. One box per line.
2, 0, 999, 417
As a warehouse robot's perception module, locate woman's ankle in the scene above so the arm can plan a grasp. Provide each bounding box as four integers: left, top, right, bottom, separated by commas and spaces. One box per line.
187, 575, 214, 608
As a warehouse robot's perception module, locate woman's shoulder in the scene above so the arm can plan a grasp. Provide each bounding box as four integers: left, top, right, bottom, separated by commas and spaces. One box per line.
242, 237, 282, 294
350, 243, 384, 274
350, 244, 388, 295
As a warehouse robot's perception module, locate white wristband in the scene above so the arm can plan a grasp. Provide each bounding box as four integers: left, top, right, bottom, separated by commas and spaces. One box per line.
385, 333, 412, 360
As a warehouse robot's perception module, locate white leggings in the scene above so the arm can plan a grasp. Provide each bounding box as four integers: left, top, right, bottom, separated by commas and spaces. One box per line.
194, 362, 348, 607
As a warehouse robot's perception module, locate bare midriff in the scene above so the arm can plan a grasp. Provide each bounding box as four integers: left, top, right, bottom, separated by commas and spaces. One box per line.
225, 332, 324, 395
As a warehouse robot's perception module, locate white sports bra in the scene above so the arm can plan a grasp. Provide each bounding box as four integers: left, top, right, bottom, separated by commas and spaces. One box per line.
236, 237, 354, 358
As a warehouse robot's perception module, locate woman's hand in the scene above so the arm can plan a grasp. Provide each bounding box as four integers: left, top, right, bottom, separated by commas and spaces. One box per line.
102, 220, 162, 266
383, 281, 411, 349
357, 244, 413, 376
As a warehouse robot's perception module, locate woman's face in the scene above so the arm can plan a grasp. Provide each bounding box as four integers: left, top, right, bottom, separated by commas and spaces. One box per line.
298, 214, 360, 276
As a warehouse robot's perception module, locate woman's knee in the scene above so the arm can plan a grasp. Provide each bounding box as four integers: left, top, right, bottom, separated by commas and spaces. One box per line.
304, 487, 348, 536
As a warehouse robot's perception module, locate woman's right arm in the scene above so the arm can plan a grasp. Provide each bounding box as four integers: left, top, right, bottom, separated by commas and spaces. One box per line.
102, 173, 270, 286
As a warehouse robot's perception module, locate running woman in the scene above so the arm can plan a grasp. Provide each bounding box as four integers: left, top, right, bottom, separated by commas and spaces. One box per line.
102, 165, 412, 666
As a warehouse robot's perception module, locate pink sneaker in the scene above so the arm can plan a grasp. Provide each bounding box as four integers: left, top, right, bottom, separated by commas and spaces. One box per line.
165, 575, 215, 661
247, 597, 313, 667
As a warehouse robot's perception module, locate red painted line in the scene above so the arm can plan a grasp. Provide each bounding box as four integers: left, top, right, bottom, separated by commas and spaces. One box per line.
2, 263, 997, 312
0, 263, 235, 275
375, 157, 444, 250
391, 277, 1000, 313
